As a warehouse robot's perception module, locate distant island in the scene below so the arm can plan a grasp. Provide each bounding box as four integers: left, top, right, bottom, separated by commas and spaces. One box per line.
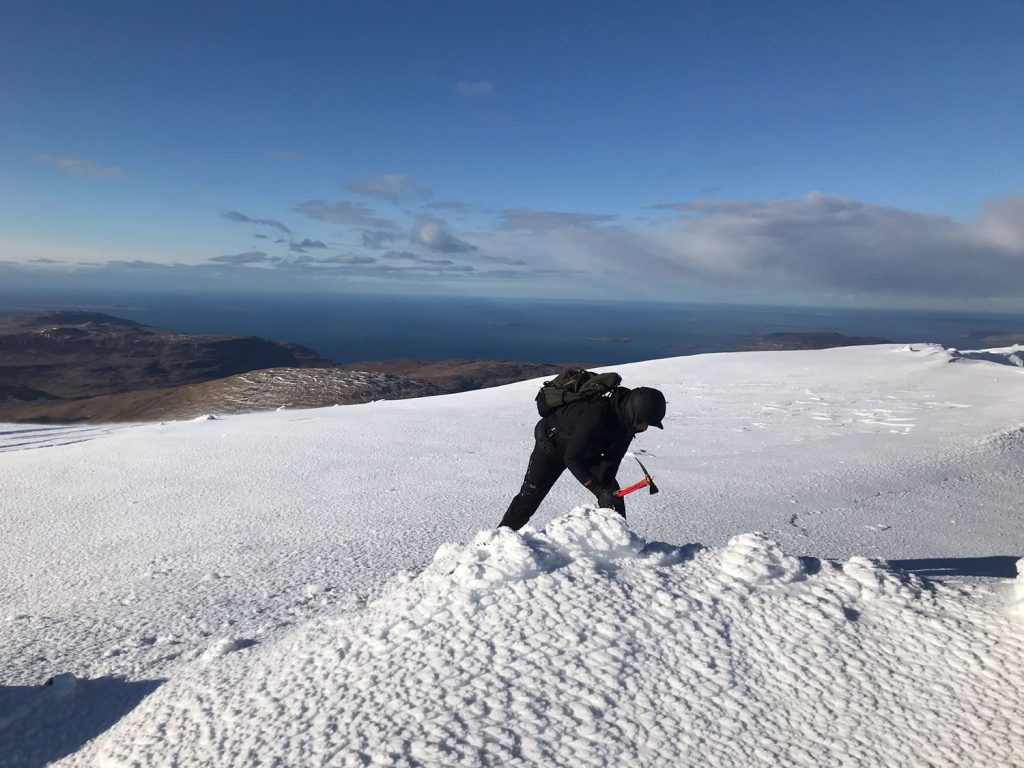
748, 331, 891, 351
0, 311, 933, 424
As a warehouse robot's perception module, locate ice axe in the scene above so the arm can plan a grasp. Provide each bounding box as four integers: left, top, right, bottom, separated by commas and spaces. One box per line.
615, 458, 659, 497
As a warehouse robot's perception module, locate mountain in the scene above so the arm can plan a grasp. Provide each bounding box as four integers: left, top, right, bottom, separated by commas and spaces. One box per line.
0, 312, 573, 423
2, 343, 1023, 765
337, 357, 576, 393
6, 367, 446, 423
0, 311, 331, 410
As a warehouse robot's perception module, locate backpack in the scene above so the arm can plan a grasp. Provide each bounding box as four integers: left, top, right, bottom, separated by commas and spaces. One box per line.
535, 368, 623, 417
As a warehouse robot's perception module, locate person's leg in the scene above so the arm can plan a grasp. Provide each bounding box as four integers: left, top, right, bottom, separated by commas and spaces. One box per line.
499, 446, 565, 530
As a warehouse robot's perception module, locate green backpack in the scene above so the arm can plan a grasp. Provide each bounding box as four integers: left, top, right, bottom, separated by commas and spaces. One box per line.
535, 368, 623, 416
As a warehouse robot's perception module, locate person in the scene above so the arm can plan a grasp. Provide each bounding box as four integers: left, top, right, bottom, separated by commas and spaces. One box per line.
499, 386, 666, 530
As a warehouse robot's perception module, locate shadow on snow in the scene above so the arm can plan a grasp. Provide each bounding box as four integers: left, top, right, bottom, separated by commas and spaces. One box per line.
0, 675, 164, 768
800, 555, 1020, 580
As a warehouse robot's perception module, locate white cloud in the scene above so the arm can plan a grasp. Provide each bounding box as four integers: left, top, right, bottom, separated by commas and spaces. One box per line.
38, 154, 123, 178
411, 220, 477, 253
976, 196, 1024, 252
639, 192, 1024, 299
464, 193, 1024, 305
294, 201, 398, 230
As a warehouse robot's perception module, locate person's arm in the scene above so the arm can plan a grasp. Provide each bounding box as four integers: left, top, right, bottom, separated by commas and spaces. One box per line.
598, 435, 632, 485
593, 437, 630, 515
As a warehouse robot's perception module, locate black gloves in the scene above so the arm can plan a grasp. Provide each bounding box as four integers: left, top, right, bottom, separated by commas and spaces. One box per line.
594, 485, 626, 517
595, 485, 618, 509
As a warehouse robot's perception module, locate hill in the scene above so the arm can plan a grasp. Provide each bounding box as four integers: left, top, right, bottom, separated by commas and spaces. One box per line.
0, 312, 570, 422
0, 311, 333, 418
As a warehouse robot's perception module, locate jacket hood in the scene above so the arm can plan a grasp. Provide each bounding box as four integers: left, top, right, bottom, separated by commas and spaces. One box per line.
620, 387, 666, 429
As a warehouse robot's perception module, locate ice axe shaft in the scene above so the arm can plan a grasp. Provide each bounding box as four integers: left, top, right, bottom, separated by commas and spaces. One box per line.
615, 458, 659, 497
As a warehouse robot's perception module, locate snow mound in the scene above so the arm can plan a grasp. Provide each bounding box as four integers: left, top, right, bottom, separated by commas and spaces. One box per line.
199, 637, 257, 663
1012, 559, 1024, 618
715, 531, 804, 586
416, 506, 643, 598
62, 509, 1024, 767
951, 345, 1024, 368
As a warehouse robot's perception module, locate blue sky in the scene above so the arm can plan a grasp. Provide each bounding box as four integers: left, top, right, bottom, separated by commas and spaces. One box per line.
2, 1, 1023, 308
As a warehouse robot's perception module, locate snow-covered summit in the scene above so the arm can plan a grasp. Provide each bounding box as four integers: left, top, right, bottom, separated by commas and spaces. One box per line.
64, 507, 1024, 766
2, 343, 1024, 765
953, 343, 1024, 367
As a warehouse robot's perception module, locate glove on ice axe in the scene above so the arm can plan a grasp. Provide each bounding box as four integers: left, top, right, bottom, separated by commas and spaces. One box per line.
615, 458, 659, 497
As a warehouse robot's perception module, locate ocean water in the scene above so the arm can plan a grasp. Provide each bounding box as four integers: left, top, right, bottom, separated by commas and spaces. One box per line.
3, 291, 1023, 365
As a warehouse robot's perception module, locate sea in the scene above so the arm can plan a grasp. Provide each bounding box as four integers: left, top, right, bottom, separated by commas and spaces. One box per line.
2, 291, 1022, 366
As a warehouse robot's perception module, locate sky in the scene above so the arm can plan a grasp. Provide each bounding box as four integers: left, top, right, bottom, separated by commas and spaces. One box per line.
3, 344, 1024, 764
1, 1, 1023, 308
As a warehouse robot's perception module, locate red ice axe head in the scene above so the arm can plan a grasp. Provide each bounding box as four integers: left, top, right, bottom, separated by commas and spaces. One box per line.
615, 458, 659, 497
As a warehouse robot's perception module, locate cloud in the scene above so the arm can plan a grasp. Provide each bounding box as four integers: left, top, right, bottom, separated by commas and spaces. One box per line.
423, 201, 469, 212
294, 200, 398, 230
480, 253, 528, 266
320, 254, 379, 265
345, 173, 431, 203
304, 253, 473, 277
28, 258, 64, 264
639, 191, 1024, 299
223, 210, 292, 235
105, 259, 179, 270
382, 250, 454, 266
411, 220, 477, 253
9, 192, 1021, 304
455, 80, 495, 97
977, 195, 1024, 252
288, 238, 328, 253
499, 208, 616, 233
209, 251, 269, 265
362, 229, 404, 249
38, 154, 123, 178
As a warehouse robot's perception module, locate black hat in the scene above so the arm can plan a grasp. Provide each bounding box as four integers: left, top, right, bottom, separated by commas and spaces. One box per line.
626, 387, 666, 429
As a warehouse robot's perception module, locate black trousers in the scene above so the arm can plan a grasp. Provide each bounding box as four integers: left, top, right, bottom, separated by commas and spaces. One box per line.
499, 442, 623, 531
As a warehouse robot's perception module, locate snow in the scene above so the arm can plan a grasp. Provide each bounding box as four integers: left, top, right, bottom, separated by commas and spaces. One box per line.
2, 344, 1024, 765
955, 344, 1024, 368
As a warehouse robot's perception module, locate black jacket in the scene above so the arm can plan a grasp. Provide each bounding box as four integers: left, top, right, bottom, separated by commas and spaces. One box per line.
536, 387, 635, 489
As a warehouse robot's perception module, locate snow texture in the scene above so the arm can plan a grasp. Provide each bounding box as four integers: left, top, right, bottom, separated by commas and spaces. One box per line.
62, 509, 1024, 766
1, 344, 1023, 765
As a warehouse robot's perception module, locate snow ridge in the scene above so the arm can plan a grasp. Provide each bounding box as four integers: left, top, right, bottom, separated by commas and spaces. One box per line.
66, 508, 1024, 767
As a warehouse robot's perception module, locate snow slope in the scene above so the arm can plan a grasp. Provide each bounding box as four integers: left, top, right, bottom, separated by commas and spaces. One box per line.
2, 344, 1023, 765
64, 509, 1024, 766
